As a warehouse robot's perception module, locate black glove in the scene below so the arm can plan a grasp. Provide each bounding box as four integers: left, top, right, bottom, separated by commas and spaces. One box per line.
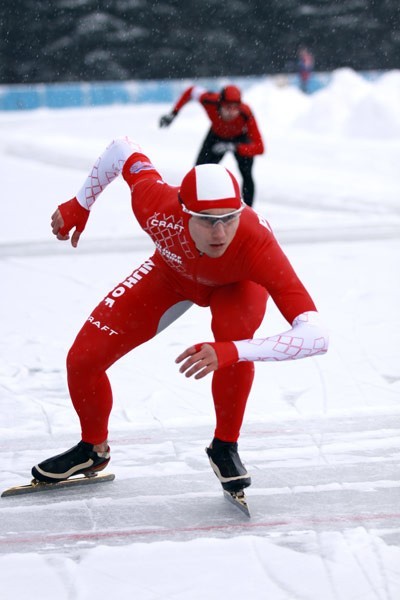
212, 142, 236, 154
159, 111, 177, 128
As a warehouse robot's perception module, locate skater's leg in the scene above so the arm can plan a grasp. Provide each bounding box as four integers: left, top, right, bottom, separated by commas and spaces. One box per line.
32, 263, 192, 482
209, 281, 268, 442
236, 155, 255, 207
195, 129, 222, 165
66, 262, 192, 444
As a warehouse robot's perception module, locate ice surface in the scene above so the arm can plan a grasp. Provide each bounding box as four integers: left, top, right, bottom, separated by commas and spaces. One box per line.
1, 69, 400, 599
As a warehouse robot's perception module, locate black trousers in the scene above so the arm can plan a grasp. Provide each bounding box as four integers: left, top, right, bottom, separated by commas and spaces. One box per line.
195, 129, 255, 207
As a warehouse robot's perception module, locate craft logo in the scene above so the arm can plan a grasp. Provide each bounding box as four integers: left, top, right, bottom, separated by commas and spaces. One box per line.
150, 218, 184, 233
87, 316, 118, 336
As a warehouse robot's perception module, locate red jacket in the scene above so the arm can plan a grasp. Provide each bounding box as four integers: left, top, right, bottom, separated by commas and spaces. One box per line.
173, 86, 264, 158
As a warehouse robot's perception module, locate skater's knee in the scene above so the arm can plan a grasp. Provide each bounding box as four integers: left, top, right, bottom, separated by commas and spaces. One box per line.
67, 345, 88, 376
212, 311, 261, 340
66, 341, 103, 377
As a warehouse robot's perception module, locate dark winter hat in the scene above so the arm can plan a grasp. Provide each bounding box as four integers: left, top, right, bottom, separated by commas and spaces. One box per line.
179, 164, 242, 213
220, 85, 241, 104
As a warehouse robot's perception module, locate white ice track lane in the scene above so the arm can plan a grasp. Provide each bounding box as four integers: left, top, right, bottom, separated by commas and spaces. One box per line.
1, 417, 399, 554
0, 216, 400, 261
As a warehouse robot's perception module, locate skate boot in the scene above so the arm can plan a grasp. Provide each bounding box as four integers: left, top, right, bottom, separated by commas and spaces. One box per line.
206, 437, 251, 492
31, 441, 110, 483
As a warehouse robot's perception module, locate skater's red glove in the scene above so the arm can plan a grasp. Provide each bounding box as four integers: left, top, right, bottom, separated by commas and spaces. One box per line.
51, 197, 90, 248
58, 197, 90, 236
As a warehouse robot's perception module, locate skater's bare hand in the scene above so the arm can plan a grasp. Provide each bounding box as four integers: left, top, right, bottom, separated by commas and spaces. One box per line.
176, 344, 218, 379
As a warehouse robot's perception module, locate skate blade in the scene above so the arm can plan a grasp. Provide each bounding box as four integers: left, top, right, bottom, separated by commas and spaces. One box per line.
223, 489, 250, 517
1, 472, 115, 497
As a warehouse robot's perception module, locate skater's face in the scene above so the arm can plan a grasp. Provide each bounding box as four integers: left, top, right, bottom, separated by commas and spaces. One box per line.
220, 103, 240, 121
188, 207, 242, 258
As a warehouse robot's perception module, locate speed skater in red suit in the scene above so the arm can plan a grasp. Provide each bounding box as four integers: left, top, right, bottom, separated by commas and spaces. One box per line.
159, 84, 264, 207
31, 136, 328, 493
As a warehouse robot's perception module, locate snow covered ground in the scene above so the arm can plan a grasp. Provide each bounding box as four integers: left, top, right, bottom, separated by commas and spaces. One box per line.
1, 68, 400, 599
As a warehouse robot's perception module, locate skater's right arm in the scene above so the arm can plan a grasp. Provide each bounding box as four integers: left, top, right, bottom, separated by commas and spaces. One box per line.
159, 86, 206, 127
51, 137, 142, 248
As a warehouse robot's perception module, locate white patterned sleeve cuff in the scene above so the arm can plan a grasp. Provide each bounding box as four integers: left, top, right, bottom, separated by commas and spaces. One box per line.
234, 311, 329, 363
76, 137, 141, 210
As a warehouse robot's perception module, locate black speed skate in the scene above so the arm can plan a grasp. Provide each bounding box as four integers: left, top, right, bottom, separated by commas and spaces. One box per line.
31, 441, 110, 483
206, 437, 251, 493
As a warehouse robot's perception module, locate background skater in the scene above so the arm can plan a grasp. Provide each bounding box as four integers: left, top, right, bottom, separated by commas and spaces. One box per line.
159, 84, 264, 207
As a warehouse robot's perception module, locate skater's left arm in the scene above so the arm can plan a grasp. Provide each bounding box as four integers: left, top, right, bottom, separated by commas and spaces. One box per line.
176, 311, 328, 379
51, 137, 143, 247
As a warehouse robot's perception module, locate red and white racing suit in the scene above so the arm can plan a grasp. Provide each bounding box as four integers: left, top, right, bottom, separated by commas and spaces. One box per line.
172, 85, 264, 157
63, 138, 328, 445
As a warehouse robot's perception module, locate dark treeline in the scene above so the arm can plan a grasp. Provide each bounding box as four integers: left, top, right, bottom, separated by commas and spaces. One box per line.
0, 0, 399, 84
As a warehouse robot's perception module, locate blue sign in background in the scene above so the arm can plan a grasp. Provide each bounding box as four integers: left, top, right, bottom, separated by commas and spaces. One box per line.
0, 72, 381, 111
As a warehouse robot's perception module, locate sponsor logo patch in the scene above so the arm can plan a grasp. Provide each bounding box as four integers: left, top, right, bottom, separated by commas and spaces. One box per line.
129, 160, 156, 174
104, 259, 155, 308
